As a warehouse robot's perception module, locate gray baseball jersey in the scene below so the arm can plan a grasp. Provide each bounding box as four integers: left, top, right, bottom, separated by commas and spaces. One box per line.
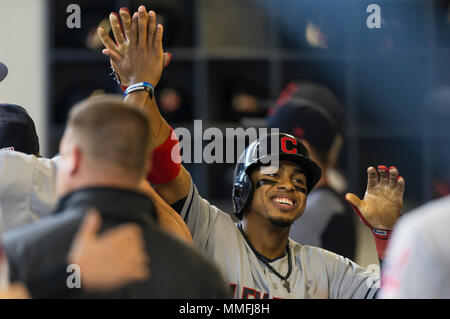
379, 195, 450, 299
180, 176, 379, 299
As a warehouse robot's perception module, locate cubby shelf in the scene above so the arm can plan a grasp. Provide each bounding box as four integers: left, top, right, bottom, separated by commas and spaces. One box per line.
48, 0, 449, 211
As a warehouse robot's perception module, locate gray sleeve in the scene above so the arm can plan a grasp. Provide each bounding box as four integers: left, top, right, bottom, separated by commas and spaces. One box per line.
325, 250, 379, 299
180, 176, 235, 251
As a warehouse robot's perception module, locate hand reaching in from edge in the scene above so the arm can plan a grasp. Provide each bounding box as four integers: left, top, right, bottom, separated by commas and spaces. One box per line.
68, 208, 150, 292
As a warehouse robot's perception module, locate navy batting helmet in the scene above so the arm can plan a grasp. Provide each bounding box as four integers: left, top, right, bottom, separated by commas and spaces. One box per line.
232, 132, 322, 219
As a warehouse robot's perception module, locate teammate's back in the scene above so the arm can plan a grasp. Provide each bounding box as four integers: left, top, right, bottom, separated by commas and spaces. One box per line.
3, 188, 230, 299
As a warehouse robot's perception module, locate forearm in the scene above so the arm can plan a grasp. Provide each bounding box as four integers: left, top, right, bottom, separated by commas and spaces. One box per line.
124, 91, 171, 150
139, 179, 193, 243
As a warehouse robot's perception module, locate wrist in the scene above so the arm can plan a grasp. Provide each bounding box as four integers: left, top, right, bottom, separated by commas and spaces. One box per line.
129, 76, 157, 88
124, 82, 154, 99
372, 229, 392, 260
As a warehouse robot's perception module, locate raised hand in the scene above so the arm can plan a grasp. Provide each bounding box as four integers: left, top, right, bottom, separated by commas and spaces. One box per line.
98, 6, 171, 87
346, 165, 405, 230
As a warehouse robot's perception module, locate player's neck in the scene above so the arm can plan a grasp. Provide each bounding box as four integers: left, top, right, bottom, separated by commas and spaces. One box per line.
241, 218, 289, 260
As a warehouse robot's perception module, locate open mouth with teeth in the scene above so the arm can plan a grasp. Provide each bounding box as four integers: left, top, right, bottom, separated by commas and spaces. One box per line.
271, 196, 297, 211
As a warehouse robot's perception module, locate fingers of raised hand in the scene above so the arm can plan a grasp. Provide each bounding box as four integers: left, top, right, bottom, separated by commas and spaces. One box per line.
119, 8, 132, 41
130, 12, 139, 47
97, 26, 117, 50
137, 5, 149, 45
367, 166, 378, 191
368, 164, 404, 197
163, 52, 172, 68
102, 48, 123, 64
154, 24, 163, 51
109, 12, 126, 48
393, 175, 405, 197
388, 166, 399, 189
378, 165, 389, 187
148, 10, 157, 46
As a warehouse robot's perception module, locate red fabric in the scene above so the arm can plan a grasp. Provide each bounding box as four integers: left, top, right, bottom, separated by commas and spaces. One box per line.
372, 229, 392, 260
147, 128, 181, 184
348, 201, 392, 260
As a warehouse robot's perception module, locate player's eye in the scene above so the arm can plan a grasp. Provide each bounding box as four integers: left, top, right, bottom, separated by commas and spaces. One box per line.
293, 178, 305, 185
263, 173, 278, 178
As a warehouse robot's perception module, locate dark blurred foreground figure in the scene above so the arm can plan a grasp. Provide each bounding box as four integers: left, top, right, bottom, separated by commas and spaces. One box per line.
379, 195, 450, 299
267, 82, 356, 260
2, 96, 229, 298
1, 208, 150, 298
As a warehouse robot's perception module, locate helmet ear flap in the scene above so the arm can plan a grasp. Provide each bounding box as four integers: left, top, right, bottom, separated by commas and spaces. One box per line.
233, 173, 254, 220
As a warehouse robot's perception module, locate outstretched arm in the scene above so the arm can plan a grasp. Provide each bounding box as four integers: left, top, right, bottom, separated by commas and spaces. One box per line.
98, 6, 191, 205
139, 180, 193, 244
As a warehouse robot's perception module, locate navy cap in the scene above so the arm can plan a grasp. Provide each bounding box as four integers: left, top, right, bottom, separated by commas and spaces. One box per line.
0, 104, 40, 155
267, 104, 338, 154
0, 62, 8, 82
272, 81, 345, 134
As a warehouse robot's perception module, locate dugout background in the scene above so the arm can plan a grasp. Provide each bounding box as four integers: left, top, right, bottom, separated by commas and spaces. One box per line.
4, 0, 447, 266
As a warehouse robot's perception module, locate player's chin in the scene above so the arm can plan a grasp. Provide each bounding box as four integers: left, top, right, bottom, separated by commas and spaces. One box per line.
268, 215, 296, 228
267, 209, 301, 228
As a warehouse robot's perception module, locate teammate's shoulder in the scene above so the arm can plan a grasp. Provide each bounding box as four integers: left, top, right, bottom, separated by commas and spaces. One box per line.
3, 208, 82, 245
406, 196, 450, 223
0, 150, 56, 170
0, 150, 30, 168
394, 196, 450, 240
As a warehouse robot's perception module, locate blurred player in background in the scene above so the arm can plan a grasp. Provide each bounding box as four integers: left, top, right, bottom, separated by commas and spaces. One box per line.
267, 82, 356, 260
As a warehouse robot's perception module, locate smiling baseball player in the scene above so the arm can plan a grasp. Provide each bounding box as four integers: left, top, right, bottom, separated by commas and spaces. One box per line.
98, 6, 405, 299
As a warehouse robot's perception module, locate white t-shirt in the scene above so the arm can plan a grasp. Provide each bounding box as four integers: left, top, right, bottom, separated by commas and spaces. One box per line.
0, 151, 58, 231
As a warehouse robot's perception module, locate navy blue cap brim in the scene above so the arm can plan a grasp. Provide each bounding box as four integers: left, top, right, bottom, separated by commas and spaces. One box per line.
0, 62, 8, 82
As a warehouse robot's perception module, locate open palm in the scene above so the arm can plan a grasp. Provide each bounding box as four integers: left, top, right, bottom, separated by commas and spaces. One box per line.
346, 165, 404, 230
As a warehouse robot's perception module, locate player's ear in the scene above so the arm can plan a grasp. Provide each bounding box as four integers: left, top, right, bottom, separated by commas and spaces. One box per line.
69, 145, 82, 175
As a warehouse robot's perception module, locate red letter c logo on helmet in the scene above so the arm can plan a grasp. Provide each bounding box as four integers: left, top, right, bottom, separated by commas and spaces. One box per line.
281, 137, 297, 154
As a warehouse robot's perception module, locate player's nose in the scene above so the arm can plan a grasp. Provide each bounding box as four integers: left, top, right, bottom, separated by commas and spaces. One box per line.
275, 177, 295, 192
